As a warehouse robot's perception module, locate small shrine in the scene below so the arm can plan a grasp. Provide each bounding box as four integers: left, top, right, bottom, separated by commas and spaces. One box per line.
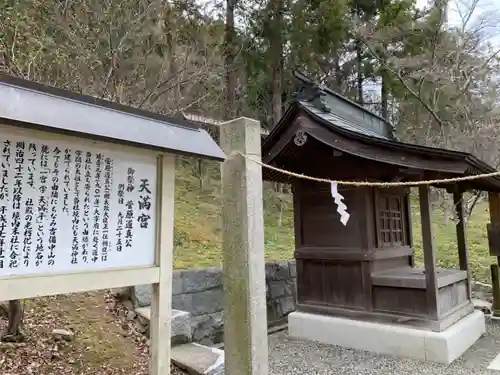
261, 72, 500, 364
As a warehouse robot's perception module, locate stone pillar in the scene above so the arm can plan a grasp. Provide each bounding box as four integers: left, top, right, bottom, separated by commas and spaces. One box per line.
220, 117, 269, 375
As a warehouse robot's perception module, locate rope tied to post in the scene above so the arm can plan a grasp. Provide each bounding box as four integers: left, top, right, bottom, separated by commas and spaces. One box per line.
235, 151, 500, 188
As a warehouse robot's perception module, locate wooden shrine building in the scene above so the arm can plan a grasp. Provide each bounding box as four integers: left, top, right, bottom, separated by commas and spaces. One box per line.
261, 72, 500, 363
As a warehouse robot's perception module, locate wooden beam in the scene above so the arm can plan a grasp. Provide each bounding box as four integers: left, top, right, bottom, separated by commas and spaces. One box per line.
489, 192, 500, 224
489, 193, 500, 261
488, 192, 500, 317
149, 154, 176, 375
453, 191, 471, 300
0, 266, 159, 301
418, 185, 439, 320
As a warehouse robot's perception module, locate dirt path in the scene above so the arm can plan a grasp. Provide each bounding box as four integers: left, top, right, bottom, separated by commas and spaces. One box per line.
0, 292, 186, 375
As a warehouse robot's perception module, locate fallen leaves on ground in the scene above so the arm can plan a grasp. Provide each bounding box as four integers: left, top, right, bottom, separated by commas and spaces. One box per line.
0, 291, 187, 375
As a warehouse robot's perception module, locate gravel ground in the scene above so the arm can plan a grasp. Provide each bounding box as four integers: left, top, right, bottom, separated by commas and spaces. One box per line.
268, 317, 500, 375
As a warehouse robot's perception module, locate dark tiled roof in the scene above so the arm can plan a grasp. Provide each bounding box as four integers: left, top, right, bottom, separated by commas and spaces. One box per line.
292, 71, 396, 141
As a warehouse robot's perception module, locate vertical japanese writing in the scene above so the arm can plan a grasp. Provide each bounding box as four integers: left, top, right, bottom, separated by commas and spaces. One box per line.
24, 144, 36, 268
137, 178, 152, 229
81, 152, 92, 263
125, 199, 134, 248
92, 153, 102, 263
9, 142, 24, 268
127, 167, 135, 192
35, 145, 49, 267
116, 183, 125, 252
0, 141, 10, 269
71, 151, 82, 264
48, 147, 60, 266
125, 167, 135, 248
23, 198, 33, 267
63, 148, 72, 213
101, 157, 112, 262
10, 141, 25, 269
10, 142, 25, 268
27, 143, 36, 188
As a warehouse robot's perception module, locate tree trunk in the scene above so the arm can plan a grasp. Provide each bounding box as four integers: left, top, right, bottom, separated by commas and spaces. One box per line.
1, 300, 25, 342
354, 0, 364, 105
268, 0, 285, 224
269, 0, 283, 128
197, 159, 203, 191
225, 0, 238, 119
381, 66, 388, 120
356, 38, 364, 105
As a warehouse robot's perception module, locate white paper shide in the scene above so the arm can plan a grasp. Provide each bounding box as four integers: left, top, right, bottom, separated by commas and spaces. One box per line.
330, 182, 350, 225
0, 133, 157, 277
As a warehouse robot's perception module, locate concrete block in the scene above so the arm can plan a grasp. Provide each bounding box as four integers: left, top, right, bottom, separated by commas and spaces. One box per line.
266, 261, 290, 281
288, 310, 485, 364
135, 307, 192, 345
288, 261, 296, 278
425, 310, 485, 364
172, 343, 225, 375
181, 268, 222, 294
191, 311, 225, 344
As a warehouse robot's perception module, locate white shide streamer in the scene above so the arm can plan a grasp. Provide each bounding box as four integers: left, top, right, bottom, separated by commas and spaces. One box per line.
330, 182, 350, 226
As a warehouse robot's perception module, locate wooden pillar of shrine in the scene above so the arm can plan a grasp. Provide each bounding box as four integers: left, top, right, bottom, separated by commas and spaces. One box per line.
453, 191, 471, 300
487, 192, 500, 317
419, 185, 439, 319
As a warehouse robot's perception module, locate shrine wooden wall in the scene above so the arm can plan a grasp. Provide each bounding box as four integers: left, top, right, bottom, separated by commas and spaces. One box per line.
293, 180, 413, 313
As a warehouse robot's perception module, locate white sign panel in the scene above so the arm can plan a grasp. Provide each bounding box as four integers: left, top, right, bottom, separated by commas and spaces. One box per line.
0, 132, 157, 277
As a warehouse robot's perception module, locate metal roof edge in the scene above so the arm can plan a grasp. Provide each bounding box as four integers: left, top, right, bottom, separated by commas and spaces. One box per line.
0, 74, 199, 131
0, 75, 225, 161
301, 105, 467, 160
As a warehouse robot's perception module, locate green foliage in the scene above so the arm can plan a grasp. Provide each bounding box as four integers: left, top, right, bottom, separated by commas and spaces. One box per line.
411, 198, 493, 284
172, 158, 295, 269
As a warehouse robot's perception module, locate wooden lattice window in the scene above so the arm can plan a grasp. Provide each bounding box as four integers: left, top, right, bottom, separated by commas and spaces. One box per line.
378, 194, 406, 247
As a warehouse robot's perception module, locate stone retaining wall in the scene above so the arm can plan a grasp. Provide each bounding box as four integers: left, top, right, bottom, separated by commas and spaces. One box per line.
133, 260, 297, 345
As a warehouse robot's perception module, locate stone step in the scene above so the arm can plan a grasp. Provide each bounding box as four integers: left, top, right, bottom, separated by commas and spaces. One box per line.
135, 306, 192, 345
171, 343, 224, 375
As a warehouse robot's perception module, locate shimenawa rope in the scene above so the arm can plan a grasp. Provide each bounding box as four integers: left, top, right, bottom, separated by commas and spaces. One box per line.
233, 151, 500, 188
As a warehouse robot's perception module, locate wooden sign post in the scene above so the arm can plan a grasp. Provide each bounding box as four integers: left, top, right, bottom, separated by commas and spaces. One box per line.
0, 74, 225, 375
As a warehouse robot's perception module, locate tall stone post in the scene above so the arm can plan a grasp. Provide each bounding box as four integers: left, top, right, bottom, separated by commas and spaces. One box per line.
220, 117, 269, 375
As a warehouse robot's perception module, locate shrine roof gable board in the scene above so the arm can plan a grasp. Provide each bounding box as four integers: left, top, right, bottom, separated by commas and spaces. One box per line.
0, 74, 225, 161
262, 72, 500, 192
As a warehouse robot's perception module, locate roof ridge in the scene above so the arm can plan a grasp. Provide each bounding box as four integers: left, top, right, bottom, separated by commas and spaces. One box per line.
292, 71, 397, 140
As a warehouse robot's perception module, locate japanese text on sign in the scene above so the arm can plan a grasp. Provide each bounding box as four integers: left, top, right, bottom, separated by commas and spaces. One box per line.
0, 133, 157, 277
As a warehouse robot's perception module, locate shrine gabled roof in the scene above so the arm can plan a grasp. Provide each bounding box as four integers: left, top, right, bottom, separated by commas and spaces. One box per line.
262, 73, 500, 192
0, 74, 225, 161
291, 71, 397, 141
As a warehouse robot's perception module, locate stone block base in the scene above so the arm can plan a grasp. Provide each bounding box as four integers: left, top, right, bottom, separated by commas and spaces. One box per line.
172, 343, 224, 375
135, 307, 192, 345
288, 310, 486, 364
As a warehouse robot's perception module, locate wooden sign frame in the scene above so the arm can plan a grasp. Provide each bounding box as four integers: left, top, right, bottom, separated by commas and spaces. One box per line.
0, 74, 225, 375
0, 127, 175, 375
